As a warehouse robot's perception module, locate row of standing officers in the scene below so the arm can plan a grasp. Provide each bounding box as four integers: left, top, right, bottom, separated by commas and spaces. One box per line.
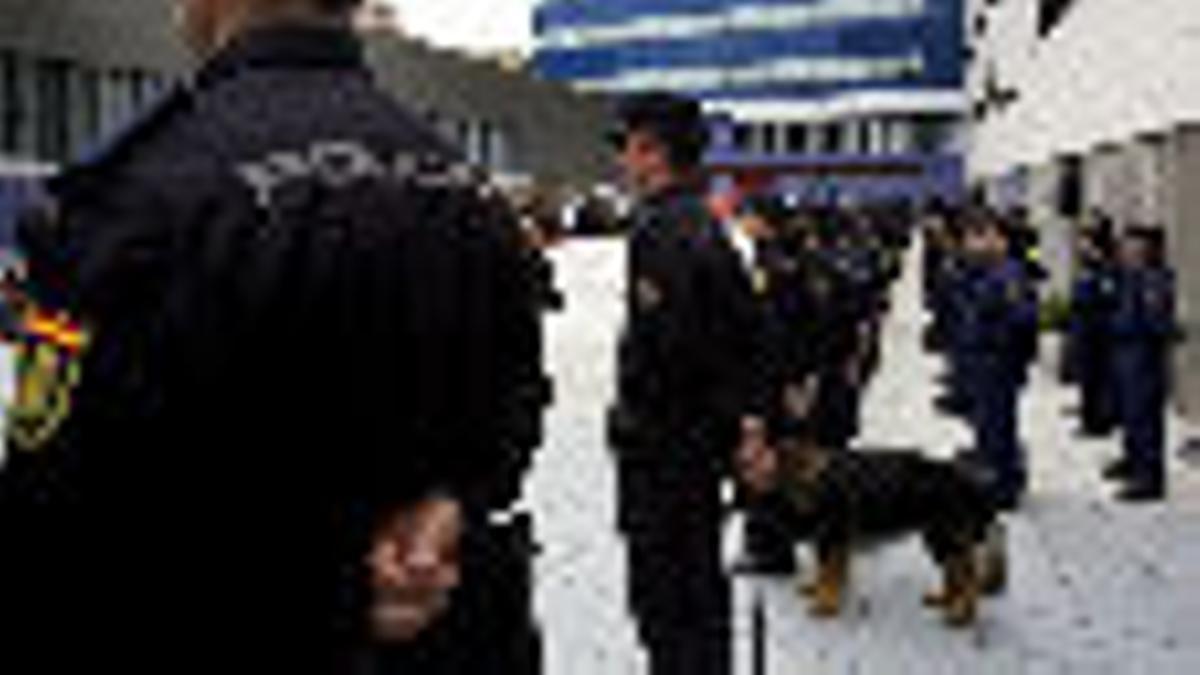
924, 210, 1180, 505
1070, 222, 1179, 500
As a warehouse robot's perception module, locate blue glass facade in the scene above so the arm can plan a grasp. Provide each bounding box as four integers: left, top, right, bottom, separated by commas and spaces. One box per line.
533, 0, 968, 203
534, 0, 964, 100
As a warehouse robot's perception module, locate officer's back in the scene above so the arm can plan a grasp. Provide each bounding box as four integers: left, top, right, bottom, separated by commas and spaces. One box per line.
2, 13, 539, 672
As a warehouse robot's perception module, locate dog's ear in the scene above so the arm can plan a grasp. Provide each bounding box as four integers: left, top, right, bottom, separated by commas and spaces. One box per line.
778, 436, 830, 484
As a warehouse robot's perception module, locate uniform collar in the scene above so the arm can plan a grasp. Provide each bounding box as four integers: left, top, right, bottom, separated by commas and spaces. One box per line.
196, 23, 366, 89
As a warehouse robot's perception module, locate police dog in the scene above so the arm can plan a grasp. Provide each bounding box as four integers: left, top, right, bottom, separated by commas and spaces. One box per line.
773, 437, 1007, 627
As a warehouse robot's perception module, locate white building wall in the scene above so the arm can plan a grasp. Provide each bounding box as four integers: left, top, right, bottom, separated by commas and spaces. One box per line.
969, 0, 1200, 420
968, 0, 1200, 180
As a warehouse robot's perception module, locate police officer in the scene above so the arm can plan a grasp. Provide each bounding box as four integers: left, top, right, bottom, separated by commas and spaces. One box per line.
0, 1, 544, 672
959, 215, 1038, 510
810, 216, 869, 449
607, 93, 764, 675
1103, 226, 1177, 502
1070, 226, 1118, 437
730, 194, 804, 576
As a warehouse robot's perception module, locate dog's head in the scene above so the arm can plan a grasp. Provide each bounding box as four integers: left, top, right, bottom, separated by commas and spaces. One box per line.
775, 436, 833, 525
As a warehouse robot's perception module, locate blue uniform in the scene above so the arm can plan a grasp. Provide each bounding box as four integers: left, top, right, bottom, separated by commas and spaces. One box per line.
943, 256, 979, 415
1070, 262, 1118, 434
1109, 266, 1177, 489
961, 258, 1038, 503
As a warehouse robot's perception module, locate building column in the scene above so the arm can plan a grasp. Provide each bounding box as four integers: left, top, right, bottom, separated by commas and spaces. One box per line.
1166, 124, 1200, 421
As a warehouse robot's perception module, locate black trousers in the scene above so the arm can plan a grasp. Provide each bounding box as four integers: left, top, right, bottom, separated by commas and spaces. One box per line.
743, 489, 798, 567
1077, 339, 1115, 434
618, 454, 732, 675
815, 369, 861, 448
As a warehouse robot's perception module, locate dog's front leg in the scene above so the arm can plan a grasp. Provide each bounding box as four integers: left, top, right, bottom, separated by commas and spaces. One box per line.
941, 552, 980, 627
808, 543, 849, 618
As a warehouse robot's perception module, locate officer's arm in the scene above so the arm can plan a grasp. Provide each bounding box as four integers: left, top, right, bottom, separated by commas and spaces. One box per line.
700, 233, 770, 429
1139, 272, 1179, 341
615, 221, 662, 416
460, 200, 545, 514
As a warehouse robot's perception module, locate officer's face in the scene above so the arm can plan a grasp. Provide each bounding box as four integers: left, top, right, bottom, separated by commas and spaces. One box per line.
1119, 238, 1150, 268
963, 229, 990, 259
1078, 237, 1100, 263
616, 129, 673, 197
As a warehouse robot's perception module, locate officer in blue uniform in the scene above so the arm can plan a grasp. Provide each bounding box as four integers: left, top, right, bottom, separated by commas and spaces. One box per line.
0, 1, 545, 672
608, 93, 765, 675
959, 215, 1039, 510
1103, 226, 1178, 501
935, 225, 977, 419
1070, 227, 1118, 437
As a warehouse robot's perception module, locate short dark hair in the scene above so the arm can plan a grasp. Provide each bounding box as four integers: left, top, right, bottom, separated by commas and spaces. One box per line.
609, 92, 710, 169
314, 0, 363, 14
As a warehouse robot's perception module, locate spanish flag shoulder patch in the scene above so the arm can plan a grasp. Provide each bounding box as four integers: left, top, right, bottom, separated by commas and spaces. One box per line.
8, 307, 91, 453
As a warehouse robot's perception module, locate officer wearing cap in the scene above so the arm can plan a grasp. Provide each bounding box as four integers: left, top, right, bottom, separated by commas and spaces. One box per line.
607, 92, 765, 675
1103, 226, 1178, 501
0, 1, 544, 672
958, 214, 1038, 510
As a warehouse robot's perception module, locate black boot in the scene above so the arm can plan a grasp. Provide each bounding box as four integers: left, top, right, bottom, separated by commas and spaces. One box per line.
1116, 480, 1165, 503
1102, 458, 1132, 481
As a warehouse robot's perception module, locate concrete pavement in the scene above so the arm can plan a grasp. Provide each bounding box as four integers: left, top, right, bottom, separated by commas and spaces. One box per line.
529, 237, 1200, 674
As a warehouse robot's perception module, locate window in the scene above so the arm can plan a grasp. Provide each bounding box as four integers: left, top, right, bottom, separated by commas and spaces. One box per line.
912, 117, 952, 155
821, 124, 844, 155
1038, 0, 1078, 37
101, 69, 139, 137
76, 66, 102, 155
732, 123, 752, 152
1, 50, 20, 154
477, 121, 494, 167
786, 124, 809, 154
35, 58, 71, 162
760, 124, 779, 155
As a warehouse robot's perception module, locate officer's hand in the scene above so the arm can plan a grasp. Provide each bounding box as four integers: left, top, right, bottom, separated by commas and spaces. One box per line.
737, 418, 778, 494
367, 496, 464, 643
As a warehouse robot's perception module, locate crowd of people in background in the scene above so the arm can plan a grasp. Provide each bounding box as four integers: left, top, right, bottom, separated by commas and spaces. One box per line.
720, 196, 916, 574
923, 206, 1180, 504
1067, 217, 1180, 501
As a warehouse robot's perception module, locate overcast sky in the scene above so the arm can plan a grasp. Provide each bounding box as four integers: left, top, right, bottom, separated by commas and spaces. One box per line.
388, 0, 536, 53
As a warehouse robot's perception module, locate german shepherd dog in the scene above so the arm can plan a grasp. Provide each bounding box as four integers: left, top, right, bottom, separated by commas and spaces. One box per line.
774, 437, 1007, 627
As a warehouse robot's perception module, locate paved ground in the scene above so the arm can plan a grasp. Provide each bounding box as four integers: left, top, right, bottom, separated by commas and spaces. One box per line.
529, 237, 1200, 674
